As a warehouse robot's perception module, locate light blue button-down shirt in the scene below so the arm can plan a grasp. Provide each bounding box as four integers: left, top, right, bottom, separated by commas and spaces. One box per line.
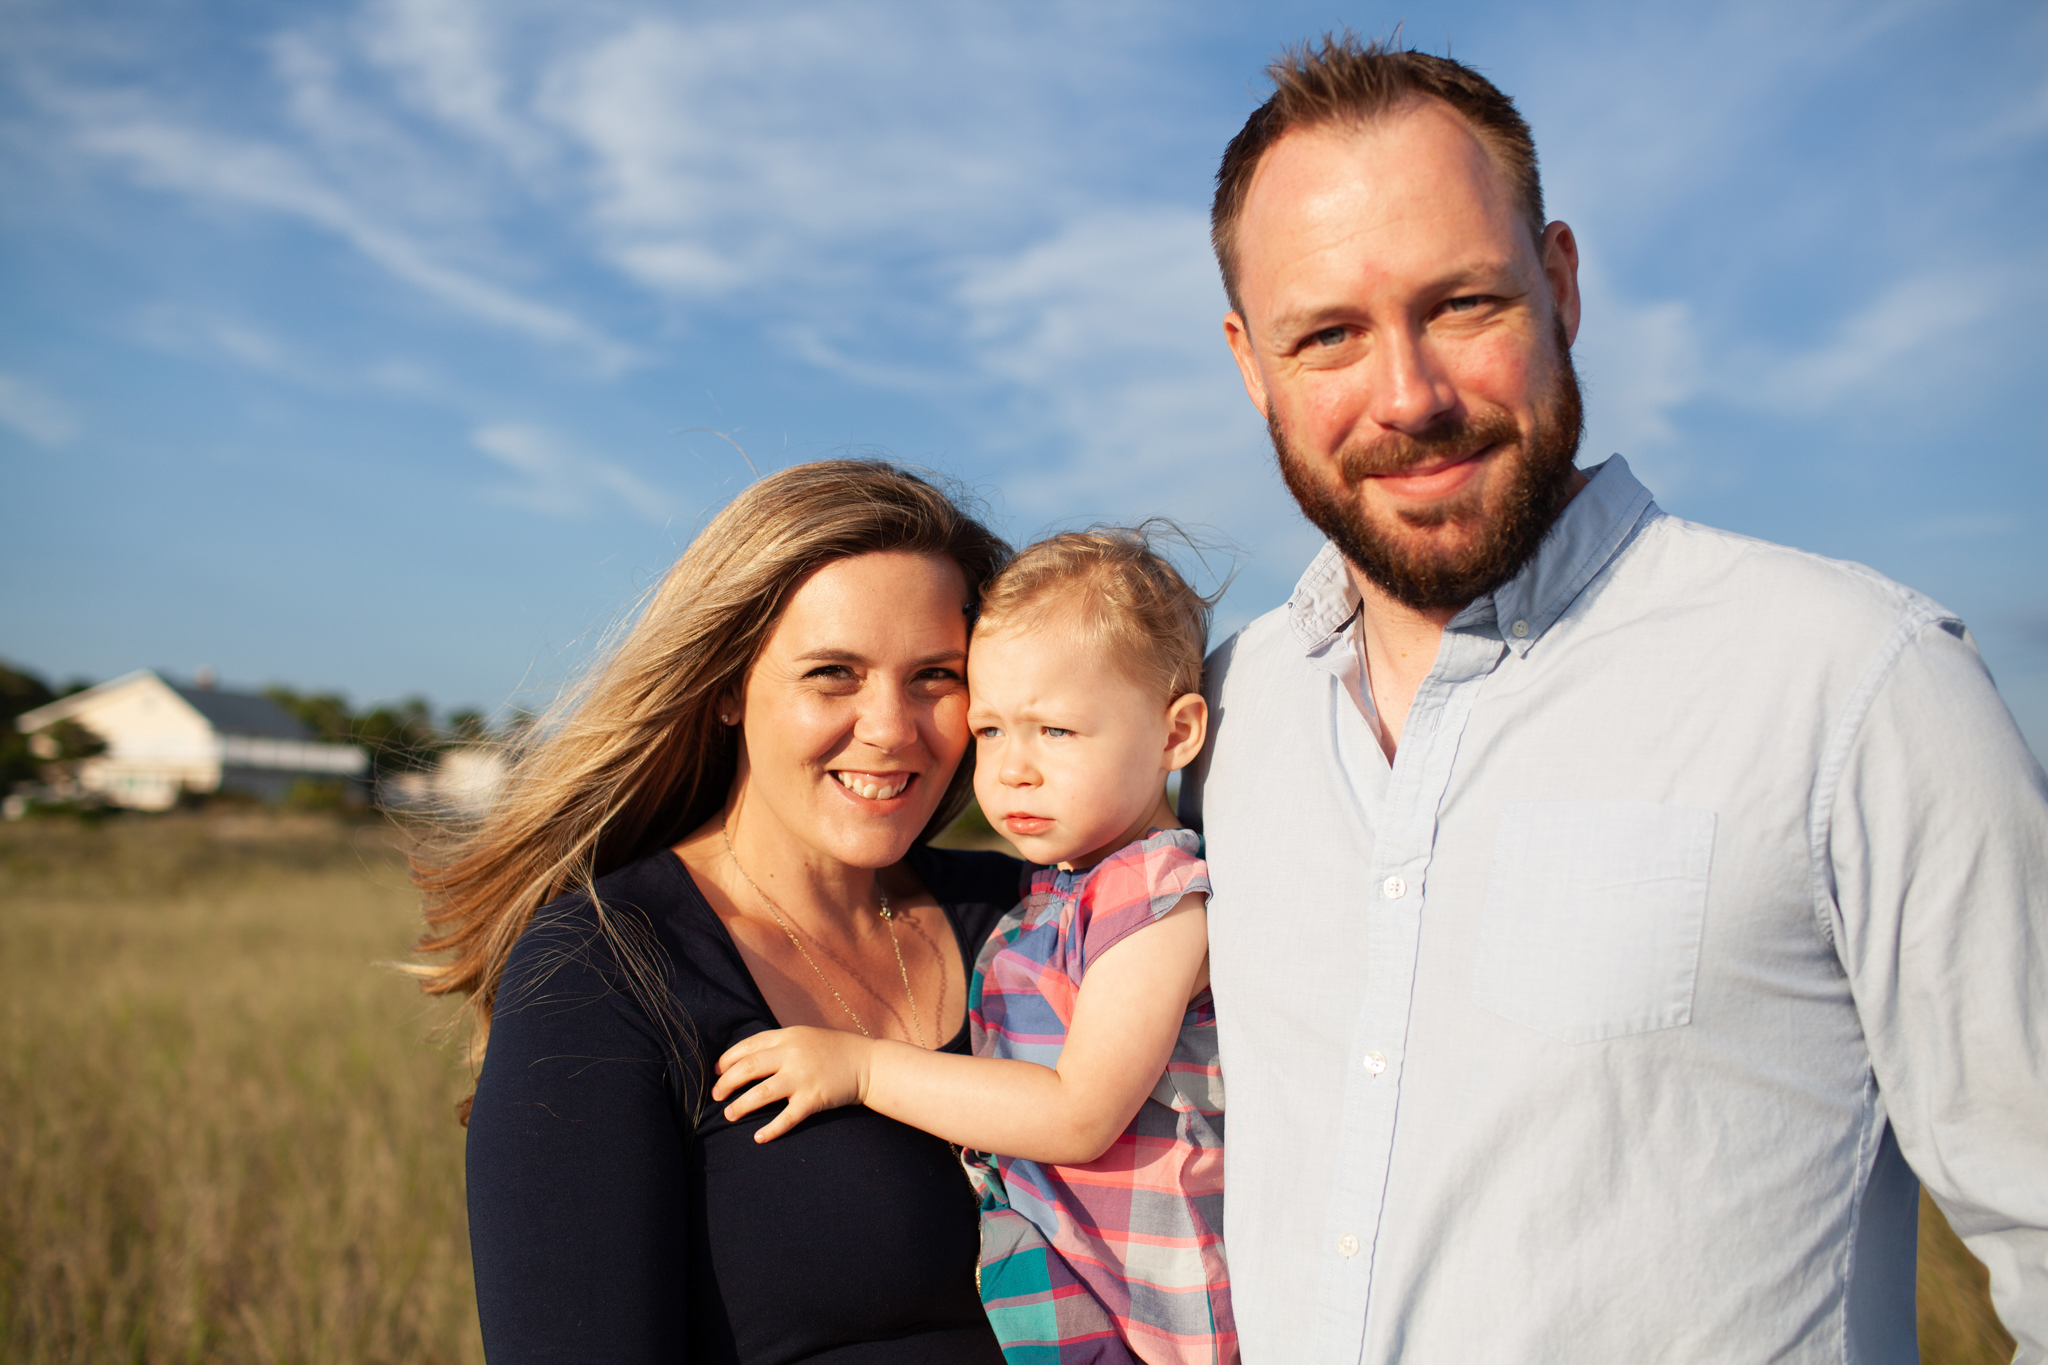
1184, 457, 2048, 1364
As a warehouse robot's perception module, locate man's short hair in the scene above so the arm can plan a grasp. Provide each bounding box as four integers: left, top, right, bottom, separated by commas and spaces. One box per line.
1211, 36, 1547, 317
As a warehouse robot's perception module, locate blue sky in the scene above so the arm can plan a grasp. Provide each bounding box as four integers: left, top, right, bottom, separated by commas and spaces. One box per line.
3, 0, 2044, 757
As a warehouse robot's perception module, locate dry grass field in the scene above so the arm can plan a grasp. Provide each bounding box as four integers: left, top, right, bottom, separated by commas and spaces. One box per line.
0, 812, 2018, 1363
0, 814, 481, 1364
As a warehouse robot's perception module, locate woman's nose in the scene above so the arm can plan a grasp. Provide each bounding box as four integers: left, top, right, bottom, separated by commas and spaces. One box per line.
853, 684, 919, 751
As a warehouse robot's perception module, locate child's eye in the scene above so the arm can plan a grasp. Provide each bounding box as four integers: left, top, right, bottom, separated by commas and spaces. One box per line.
1041, 727, 1074, 739
974, 725, 1002, 741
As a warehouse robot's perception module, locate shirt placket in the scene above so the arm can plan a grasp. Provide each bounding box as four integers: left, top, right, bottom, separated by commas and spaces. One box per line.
1311, 625, 1505, 1364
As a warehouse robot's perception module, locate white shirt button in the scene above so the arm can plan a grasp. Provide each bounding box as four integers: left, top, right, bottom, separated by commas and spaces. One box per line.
1511, 619, 1532, 638
1337, 1232, 1360, 1257
1382, 875, 1406, 900
1364, 1051, 1387, 1075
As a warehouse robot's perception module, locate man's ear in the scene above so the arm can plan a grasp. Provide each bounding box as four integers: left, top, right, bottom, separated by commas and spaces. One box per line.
1222, 312, 1271, 419
1541, 221, 1582, 348
1163, 692, 1209, 772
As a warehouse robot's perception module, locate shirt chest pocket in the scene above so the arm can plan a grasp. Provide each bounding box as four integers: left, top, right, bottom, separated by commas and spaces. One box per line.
1470, 801, 1715, 1044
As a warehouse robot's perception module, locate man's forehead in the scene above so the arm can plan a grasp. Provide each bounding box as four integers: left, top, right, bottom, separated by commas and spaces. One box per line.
1232, 100, 1533, 312
1248, 100, 1507, 222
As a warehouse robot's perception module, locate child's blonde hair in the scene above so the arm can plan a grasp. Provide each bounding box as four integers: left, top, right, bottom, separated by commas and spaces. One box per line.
975, 524, 1216, 701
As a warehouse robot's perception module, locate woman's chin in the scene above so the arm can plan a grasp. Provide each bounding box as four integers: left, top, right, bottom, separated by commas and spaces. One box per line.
815, 800, 942, 867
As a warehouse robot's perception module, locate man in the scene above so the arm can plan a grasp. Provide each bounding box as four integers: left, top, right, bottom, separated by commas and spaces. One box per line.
1183, 37, 2047, 1364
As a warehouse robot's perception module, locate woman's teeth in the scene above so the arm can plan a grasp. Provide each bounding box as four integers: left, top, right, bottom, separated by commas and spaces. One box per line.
834, 771, 910, 801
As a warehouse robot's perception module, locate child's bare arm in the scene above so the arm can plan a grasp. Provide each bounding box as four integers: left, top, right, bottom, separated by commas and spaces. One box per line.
713, 894, 1209, 1162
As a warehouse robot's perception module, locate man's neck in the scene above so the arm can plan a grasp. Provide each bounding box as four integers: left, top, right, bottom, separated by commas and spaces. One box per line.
1348, 572, 1459, 762
1350, 469, 1590, 760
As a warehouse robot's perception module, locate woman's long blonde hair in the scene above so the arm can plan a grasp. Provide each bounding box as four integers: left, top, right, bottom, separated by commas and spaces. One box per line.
411, 461, 1009, 1109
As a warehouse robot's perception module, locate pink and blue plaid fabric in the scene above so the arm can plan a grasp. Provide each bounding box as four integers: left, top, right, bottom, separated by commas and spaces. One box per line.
968, 827, 1235, 1365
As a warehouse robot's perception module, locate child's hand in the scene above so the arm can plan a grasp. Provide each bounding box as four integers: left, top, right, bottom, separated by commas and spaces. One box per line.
713, 1026, 874, 1142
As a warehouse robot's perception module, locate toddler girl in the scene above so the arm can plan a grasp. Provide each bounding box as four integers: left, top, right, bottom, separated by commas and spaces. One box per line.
715, 528, 1234, 1365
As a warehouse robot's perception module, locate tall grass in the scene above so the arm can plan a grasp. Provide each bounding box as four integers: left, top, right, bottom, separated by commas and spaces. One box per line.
0, 814, 2018, 1363
0, 814, 480, 1364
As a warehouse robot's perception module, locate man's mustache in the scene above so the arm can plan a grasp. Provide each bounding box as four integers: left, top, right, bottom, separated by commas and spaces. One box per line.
1331, 410, 1523, 486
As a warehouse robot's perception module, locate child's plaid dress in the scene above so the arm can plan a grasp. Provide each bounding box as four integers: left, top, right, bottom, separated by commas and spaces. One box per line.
967, 827, 1236, 1365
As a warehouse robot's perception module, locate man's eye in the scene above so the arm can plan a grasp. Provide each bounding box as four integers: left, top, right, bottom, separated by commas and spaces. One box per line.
1308, 325, 1349, 348
1442, 295, 1486, 313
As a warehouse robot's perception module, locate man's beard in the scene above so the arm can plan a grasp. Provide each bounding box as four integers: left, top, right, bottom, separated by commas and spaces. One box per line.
1273, 325, 1585, 612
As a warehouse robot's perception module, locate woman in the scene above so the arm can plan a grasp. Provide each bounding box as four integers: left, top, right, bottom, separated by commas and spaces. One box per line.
414, 462, 1019, 1362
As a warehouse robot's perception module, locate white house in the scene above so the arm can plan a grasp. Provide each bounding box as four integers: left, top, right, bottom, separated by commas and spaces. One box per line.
14, 671, 368, 811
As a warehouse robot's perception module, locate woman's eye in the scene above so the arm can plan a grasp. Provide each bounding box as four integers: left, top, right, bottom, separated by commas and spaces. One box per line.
805, 665, 854, 681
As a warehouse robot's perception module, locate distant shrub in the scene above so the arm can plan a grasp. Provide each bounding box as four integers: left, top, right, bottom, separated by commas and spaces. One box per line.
285, 778, 350, 813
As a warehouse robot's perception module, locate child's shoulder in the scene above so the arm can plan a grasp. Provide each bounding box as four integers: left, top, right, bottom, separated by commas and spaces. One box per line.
1076, 827, 1210, 922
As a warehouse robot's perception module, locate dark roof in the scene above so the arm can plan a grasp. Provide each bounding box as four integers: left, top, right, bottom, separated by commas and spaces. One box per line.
166, 683, 312, 740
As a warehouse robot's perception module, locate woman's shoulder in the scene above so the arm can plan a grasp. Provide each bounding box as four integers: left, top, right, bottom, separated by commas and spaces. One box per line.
493, 848, 758, 1075
518, 847, 695, 943
908, 844, 1026, 950
909, 843, 1027, 911
504, 847, 732, 1004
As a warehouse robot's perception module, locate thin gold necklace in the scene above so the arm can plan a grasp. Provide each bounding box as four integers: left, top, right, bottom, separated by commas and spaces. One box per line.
722, 825, 928, 1049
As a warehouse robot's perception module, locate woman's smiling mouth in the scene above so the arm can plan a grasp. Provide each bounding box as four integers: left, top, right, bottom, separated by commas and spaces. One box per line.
832, 770, 915, 802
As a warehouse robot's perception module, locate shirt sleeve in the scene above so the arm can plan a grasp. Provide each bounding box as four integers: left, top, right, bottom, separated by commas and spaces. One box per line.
465, 901, 694, 1363
1076, 836, 1212, 977
1822, 616, 2048, 1360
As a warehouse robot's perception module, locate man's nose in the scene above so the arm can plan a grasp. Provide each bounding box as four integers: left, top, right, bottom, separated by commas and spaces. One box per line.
1362, 326, 1456, 433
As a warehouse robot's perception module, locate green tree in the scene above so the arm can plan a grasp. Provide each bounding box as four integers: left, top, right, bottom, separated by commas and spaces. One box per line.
263, 687, 356, 744
33, 717, 108, 765
1, 661, 59, 788
352, 697, 439, 776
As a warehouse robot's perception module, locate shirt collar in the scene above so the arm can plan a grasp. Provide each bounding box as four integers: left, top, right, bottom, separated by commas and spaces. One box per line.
1285, 455, 1657, 657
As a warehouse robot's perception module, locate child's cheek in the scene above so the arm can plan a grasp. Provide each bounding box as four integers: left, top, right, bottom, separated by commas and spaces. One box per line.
971, 756, 1002, 816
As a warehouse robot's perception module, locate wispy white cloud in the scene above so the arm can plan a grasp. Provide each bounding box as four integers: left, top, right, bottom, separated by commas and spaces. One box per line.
32, 64, 634, 371
358, 0, 544, 171
0, 373, 78, 447
531, 7, 1093, 299
776, 326, 950, 394
133, 305, 334, 385
1526, 0, 1926, 245
1910, 512, 2020, 542
1569, 259, 1704, 490
945, 205, 1309, 604
955, 209, 1261, 501
473, 422, 676, 521
1733, 270, 2000, 415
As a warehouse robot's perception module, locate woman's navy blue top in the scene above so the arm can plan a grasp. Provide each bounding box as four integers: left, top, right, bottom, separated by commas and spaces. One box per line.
466, 843, 1023, 1364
